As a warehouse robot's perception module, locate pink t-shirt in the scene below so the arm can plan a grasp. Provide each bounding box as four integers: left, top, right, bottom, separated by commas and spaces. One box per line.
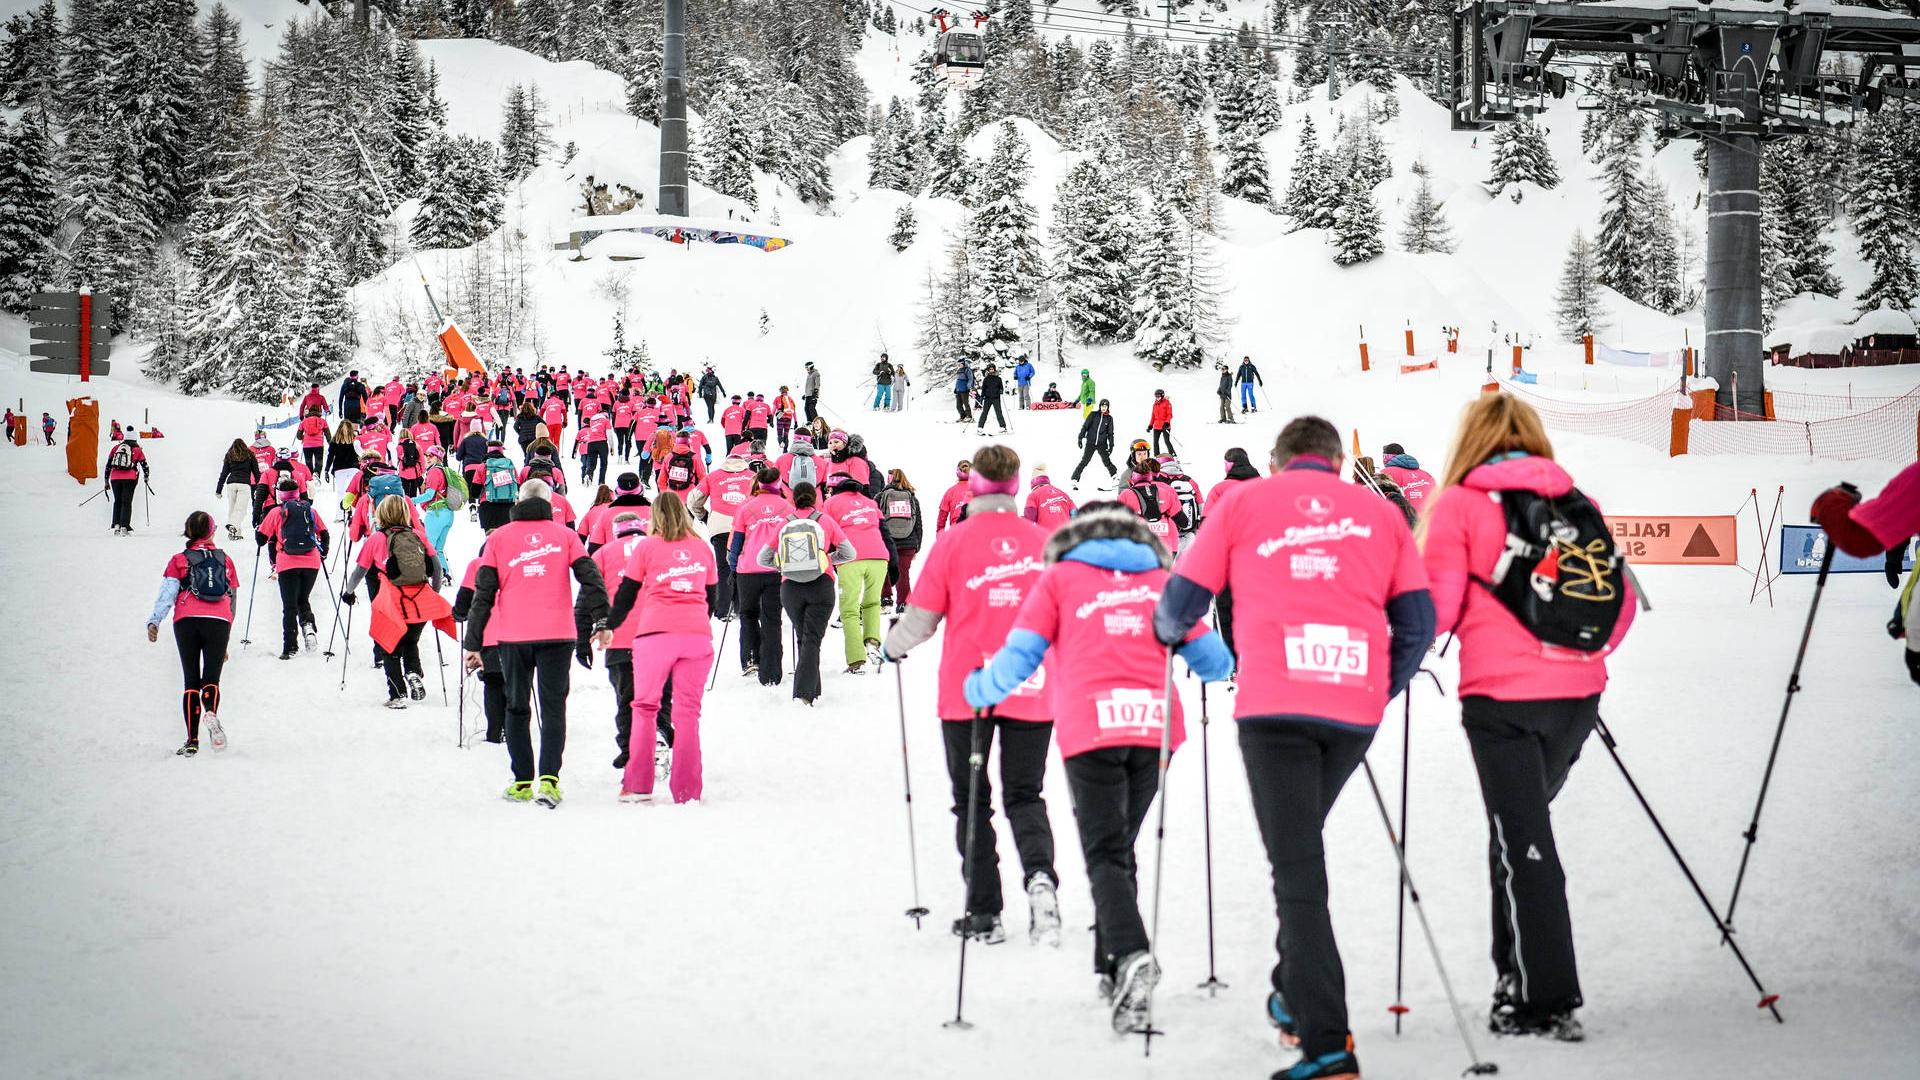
357, 428, 391, 460
1381, 465, 1437, 510
1855, 459, 1920, 551
1208, 475, 1252, 511
586, 413, 611, 443
733, 492, 795, 576
746, 400, 773, 427
699, 467, 757, 529
542, 400, 567, 428
588, 503, 651, 548
1025, 483, 1075, 532
578, 502, 612, 543
1173, 463, 1430, 729
471, 519, 586, 645
721, 405, 746, 435
621, 535, 719, 639
163, 543, 238, 622
824, 492, 889, 561
938, 481, 972, 531
258, 501, 329, 572
910, 510, 1051, 721
593, 534, 646, 649
1014, 561, 1204, 759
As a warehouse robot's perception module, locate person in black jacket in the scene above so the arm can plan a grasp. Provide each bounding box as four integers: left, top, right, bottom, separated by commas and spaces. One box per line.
976, 363, 1007, 433
1070, 400, 1118, 488
325, 421, 362, 490
215, 439, 260, 541
455, 427, 491, 505
512, 401, 541, 456
338, 371, 369, 423
1215, 361, 1236, 423
698, 366, 725, 422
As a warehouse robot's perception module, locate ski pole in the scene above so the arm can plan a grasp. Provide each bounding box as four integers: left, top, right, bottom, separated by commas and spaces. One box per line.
338, 605, 355, 691
239, 544, 262, 648
457, 665, 469, 747
433, 626, 450, 706
1359, 760, 1499, 1076
1595, 717, 1784, 1022
318, 557, 345, 659
944, 708, 992, 1031
1196, 681, 1226, 995
77, 486, 106, 508
1140, 652, 1177, 1055
708, 618, 731, 691
144, 480, 153, 526
894, 662, 930, 928
1391, 669, 1444, 1030
1724, 541, 1833, 932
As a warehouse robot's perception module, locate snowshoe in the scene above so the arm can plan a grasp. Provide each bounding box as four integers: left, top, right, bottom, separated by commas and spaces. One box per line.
950, 913, 1006, 944
1027, 873, 1062, 947
1268, 990, 1301, 1048
279, 650, 296, 661
1109, 950, 1159, 1035
302, 624, 317, 651
535, 775, 563, 808
205, 713, 227, 751
502, 780, 534, 803
226, 525, 243, 541
175, 742, 198, 757
1489, 1006, 1583, 1042
1274, 1050, 1360, 1080
619, 790, 653, 804
384, 697, 407, 710
844, 662, 865, 675
407, 673, 426, 701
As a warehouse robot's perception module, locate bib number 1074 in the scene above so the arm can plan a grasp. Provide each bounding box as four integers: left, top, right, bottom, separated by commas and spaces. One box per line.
1096, 688, 1166, 731
1283, 624, 1369, 685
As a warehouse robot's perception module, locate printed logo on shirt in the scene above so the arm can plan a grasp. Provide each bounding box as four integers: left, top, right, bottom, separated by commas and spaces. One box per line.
1295, 494, 1336, 521
991, 537, 1019, 558
656, 562, 707, 592
1255, 519, 1375, 557
1290, 553, 1340, 581
1074, 584, 1161, 620
963, 557, 1044, 592
510, 542, 565, 569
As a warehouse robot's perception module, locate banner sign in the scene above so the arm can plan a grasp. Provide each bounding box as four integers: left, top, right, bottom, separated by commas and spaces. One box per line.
1608, 515, 1739, 565
1597, 343, 1684, 368
1779, 525, 1918, 575
1029, 401, 1078, 411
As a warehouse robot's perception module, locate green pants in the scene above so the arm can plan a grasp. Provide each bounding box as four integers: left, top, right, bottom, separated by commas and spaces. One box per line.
838, 559, 888, 665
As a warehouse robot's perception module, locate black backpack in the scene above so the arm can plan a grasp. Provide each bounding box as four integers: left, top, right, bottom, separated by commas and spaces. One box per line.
279, 500, 317, 555
399, 439, 420, 469
1127, 483, 1165, 523
185, 548, 229, 601
1474, 488, 1627, 653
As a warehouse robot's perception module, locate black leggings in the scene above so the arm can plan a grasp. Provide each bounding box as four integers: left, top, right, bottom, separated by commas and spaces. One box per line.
500, 641, 573, 782
110, 478, 137, 529
278, 567, 318, 652
1152, 427, 1173, 455
174, 617, 231, 745
383, 621, 425, 700
303, 446, 324, 474
736, 572, 784, 683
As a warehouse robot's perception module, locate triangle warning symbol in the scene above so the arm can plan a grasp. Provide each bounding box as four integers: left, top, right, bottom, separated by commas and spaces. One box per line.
1681, 524, 1720, 559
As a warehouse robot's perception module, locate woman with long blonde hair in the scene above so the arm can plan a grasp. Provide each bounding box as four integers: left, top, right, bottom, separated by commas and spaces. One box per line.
1418, 393, 1637, 1042
602, 491, 718, 803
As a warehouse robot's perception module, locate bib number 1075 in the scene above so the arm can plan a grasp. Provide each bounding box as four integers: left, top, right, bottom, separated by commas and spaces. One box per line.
1096, 688, 1166, 731
1283, 624, 1369, 685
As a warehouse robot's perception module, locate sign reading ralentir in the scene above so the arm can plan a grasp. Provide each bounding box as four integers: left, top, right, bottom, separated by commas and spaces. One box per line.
1607, 516, 1740, 566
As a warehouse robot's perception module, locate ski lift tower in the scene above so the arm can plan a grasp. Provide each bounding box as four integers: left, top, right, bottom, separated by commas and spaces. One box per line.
658, 0, 690, 216
1450, 0, 1920, 413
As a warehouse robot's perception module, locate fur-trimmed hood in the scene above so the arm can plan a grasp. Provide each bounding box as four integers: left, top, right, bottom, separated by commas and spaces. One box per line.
1043, 506, 1171, 569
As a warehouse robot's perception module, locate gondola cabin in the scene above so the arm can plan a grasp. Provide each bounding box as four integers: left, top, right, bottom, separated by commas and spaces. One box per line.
931, 9, 989, 86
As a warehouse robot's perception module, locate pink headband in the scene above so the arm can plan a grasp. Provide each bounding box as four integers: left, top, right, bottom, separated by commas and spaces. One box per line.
968, 470, 1018, 497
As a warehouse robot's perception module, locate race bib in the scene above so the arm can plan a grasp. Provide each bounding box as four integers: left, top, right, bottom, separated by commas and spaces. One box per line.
669, 466, 689, 482
1094, 688, 1165, 731
886, 499, 911, 517
1282, 624, 1369, 685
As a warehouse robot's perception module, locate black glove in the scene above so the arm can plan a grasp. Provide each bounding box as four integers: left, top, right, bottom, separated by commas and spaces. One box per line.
576, 642, 594, 670
1888, 543, 1909, 589
1907, 648, 1920, 687
319, 534, 331, 558
342, 592, 356, 607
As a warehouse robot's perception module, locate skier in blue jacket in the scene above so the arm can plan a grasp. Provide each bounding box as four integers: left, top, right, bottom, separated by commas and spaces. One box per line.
1013, 355, 1036, 409
953, 364, 974, 422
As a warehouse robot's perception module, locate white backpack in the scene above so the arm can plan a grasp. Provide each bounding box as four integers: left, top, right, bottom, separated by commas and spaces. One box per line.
775, 514, 828, 583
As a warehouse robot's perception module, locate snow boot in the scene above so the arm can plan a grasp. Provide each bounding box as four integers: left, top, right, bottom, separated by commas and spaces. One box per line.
279, 650, 296, 661
1109, 950, 1159, 1035
175, 742, 198, 757
865, 638, 883, 670
654, 731, 671, 785
205, 713, 227, 751
385, 697, 407, 710
1268, 990, 1301, 1049
1274, 1049, 1360, 1080
950, 913, 1006, 944
407, 673, 426, 701
1489, 1006, 1583, 1042
502, 780, 534, 803
535, 774, 563, 808
619, 790, 653, 804
845, 662, 865, 675
1027, 873, 1062, 947
302, 623, 317, 652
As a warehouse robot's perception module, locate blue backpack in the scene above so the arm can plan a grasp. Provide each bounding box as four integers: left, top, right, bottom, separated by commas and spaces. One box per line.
483, 455, 519, 503
279, 500, 317, 555
367, 471, 404, 507
185, 548, 230, 602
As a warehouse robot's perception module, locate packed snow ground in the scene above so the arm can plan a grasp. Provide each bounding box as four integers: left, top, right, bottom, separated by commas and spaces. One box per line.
3, 348, 1918, 1079
6, 2, 1920, 1076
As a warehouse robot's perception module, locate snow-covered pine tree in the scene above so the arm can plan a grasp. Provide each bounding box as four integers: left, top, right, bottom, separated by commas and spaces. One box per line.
1184, 123, 1222, 233
890, 202, 918, 251
130, 246, 196, 386
915, 232, 975, 382
866, 102, 901, 191
928, 116, 973, 202
0, 111, 58, 313
1765, 139, 1840, 298
1485, 118, 1559, 196
765, 82, 836, 207
1173, 45, 1208, 119
1851, 117, 1920, 316
884, 97, 922, 191
499, 83, 552, 182
387, 37, 439, 197
1052, 156, 1136, 344
1398, 172, 1455, 254
695, 85, 758, 209
1644, 175, 1687, 315
1331, 169, 1384, 265
1593, 122, 1650, 302
1131, 198, 1215, 370
0, 0, 61, 114
178, 106, 279, 394
286, 246, 354, 385
514, 0, 565, 59
968, 121, 1042, 359
224, 258, 299, 404
411, 134, 505, 249
58, 111, 157, 330
1220, 122, 1273, 207
1554, 229, 1602, 341
1280, 115, 1322, 226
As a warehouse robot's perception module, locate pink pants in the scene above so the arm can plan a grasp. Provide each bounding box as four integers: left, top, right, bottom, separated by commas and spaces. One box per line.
623, 632, 716, 802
